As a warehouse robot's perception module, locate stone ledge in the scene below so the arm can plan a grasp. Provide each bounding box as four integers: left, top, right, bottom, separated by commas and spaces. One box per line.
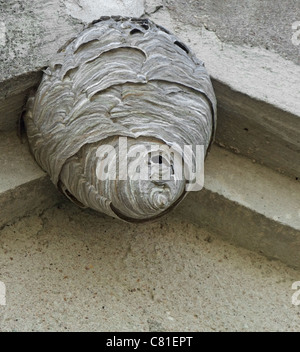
212, 79, 300, 180
0, 132, 63, 228
0, 176, 63, 230
177, 146, 300, 269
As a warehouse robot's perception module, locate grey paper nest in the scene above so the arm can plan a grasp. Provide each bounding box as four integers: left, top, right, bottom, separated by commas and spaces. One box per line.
25, 17, 217, 222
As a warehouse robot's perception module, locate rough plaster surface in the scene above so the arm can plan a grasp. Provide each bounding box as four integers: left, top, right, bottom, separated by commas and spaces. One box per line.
0, 0, 143, 81
65, 0, 145, 23
164, 0, 300, 65
0, 202, 299, 332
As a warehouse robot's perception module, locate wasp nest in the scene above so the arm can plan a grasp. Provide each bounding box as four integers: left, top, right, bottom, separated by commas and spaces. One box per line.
25, 17, 217, 222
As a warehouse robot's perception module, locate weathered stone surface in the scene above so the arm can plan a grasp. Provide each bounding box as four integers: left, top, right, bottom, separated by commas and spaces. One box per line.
179, 188, 300, 269
204, 147, 300, 232
0, 0, 144, 81
0, 176, 62, 229
177, 145, 300, 269
0, 201, 299, 332
0, 132, 62, 228
0, 131, 44, 193
0, 72, 42, 132
165, 0, 300, 65
212, 80, 300, 179
65, 0, 145, 23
